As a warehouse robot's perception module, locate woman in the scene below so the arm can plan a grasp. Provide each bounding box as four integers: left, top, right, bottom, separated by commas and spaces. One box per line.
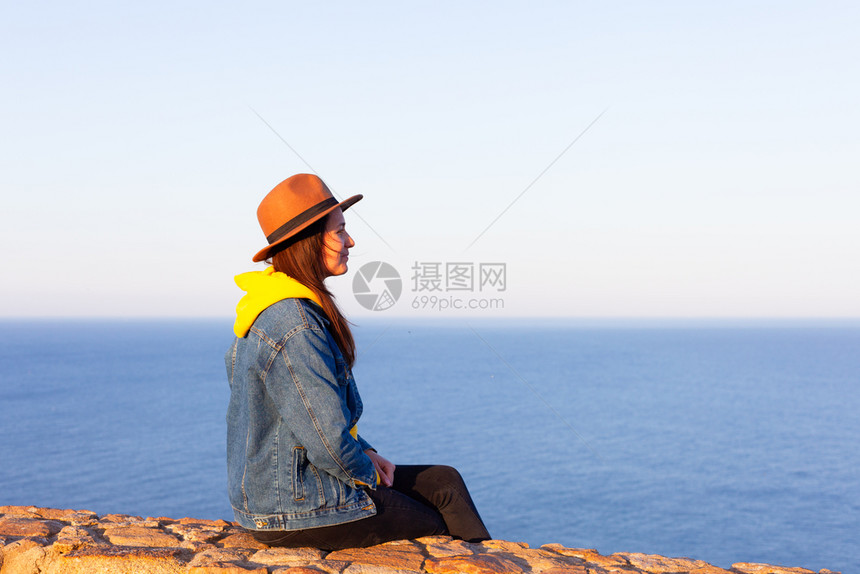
225, 174, 491, 549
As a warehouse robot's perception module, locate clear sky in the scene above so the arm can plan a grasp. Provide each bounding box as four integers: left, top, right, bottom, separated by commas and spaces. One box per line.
2, 1, 858, 318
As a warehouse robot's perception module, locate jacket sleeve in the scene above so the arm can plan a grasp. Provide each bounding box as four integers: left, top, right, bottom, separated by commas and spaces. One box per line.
356, 434, 374, 453
263, 323, 377, 490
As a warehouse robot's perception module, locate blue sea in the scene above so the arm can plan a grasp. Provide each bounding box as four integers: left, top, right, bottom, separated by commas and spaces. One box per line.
0, 318, 857, 573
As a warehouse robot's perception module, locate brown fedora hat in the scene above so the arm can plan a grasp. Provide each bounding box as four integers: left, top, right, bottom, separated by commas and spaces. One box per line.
252, 173, 362, 262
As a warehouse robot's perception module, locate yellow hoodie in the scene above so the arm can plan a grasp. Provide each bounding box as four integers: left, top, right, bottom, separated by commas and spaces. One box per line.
232, 267, 322, 338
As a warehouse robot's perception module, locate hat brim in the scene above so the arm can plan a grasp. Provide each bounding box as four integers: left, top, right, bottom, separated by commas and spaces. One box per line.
252, 194, 362, 262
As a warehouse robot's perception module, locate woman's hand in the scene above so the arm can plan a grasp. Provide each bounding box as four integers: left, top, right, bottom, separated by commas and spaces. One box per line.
365, 450, 395, 487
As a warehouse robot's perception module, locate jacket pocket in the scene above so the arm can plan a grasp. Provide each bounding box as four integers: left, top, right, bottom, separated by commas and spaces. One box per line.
291, 447, 306, 501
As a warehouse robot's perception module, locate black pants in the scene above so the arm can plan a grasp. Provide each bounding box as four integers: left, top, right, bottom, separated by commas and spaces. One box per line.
251, 465, 491, 550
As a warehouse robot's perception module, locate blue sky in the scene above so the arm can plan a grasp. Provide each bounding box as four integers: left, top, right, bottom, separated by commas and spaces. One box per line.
2, 1, 858, 318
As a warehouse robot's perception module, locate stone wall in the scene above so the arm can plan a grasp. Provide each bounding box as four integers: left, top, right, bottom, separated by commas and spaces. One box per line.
0, 506, 839, 574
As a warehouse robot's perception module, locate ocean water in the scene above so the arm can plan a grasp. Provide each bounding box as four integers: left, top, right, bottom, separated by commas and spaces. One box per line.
0, 318, 857, 573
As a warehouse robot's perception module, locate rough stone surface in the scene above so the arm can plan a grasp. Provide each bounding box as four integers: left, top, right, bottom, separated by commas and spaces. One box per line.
0, 517, 63, 539
103, 525, 184, 548
327, 541, 426, 572
0, 506, 840, 574
425, 554, 525, 574
617, 552, 735, 573
731, 564, 818, 574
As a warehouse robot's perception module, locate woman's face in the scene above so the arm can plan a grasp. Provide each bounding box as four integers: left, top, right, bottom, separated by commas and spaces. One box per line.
322, 208, 355, 277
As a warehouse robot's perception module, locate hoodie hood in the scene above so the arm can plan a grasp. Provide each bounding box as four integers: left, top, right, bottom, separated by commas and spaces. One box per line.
232, 267, 322, 337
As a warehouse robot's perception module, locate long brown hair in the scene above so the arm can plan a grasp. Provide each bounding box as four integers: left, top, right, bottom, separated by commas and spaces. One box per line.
267, 214, 356, 367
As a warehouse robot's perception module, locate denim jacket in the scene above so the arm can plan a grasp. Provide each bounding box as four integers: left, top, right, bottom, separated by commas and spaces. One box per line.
225, 297, 377, 531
